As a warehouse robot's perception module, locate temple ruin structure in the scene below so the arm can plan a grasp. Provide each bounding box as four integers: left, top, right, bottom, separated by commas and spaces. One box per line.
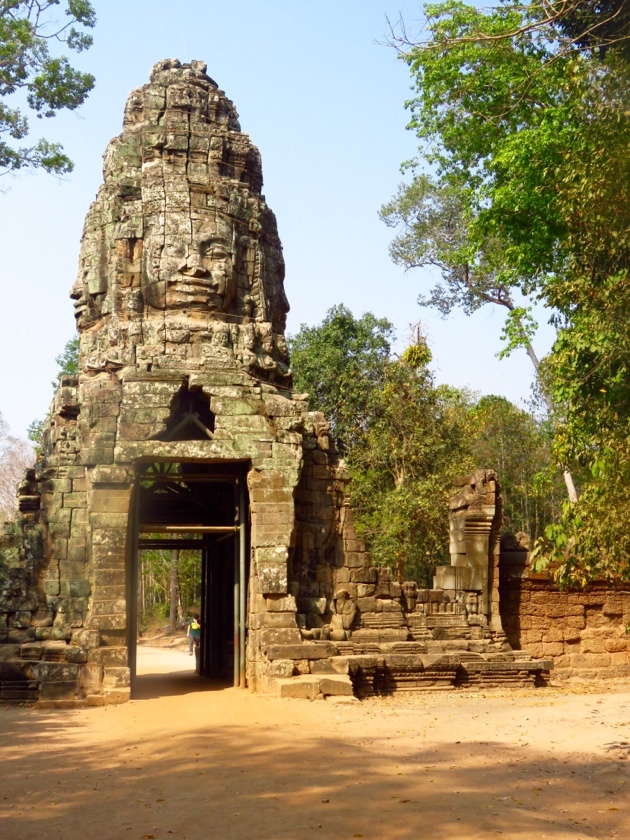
0, 60, 551, 705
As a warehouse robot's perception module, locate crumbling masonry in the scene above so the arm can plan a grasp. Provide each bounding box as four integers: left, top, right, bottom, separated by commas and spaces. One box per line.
0, 60, 551, 705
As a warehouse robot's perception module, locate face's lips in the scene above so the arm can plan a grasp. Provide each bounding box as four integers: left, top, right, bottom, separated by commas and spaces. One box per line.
72, 298, 88, 322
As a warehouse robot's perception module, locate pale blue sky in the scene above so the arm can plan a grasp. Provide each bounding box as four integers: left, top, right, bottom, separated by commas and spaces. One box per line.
0, 0, 555, 438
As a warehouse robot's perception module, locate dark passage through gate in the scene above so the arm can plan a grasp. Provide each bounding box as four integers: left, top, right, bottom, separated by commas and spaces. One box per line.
129, 462, 248, 694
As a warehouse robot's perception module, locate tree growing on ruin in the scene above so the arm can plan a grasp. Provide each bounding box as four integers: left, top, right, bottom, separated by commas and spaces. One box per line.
0, 1, 96, 176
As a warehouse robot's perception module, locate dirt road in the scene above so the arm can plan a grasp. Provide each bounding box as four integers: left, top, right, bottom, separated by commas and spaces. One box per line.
1, 646, 629, 840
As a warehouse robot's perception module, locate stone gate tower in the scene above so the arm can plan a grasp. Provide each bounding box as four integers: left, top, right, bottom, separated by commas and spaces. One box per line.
0, 61, 550, 705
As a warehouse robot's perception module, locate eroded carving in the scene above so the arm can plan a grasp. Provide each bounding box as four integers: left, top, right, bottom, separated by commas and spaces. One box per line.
71, 57, 291, 383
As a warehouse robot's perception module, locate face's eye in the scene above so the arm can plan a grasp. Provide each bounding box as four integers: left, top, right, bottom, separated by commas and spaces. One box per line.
203, 245, 229, 261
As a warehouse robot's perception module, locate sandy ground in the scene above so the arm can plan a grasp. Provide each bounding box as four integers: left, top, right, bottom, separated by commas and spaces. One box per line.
1, 646, 630, 840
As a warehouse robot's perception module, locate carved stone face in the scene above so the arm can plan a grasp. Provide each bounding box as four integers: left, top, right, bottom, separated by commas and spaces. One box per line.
164, 234, 234, 313
69, 222, 112, 331
204, 239, 234, 311
70, 275, 105, 331
211, 322, 231, 347
69, 64, 291, 353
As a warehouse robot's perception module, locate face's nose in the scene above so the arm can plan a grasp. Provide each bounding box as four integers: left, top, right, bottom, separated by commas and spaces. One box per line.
178, 252, 207, 278
70, 277, 84, 301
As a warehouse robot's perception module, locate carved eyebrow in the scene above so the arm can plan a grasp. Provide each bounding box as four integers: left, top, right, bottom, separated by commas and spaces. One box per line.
202, 241, 230, 252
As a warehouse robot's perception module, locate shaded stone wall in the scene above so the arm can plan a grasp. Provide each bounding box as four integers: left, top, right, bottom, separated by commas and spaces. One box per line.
500, 545, 630, 678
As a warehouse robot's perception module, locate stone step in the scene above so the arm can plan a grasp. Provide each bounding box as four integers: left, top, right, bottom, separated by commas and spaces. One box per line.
269, 674, 354, 700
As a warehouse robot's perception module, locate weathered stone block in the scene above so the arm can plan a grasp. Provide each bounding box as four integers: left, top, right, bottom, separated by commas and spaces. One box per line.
61, 579, 92, 598
273, 676, 319, 700
48, 519, 71, 540
264, 642, 337, 660
542, 642, 564, 657
260, 628, 302, 646
59, 559, 87, 579
351, 567, 377, 584
91, 599, 126, 616
94, 568, 125, 587
10, 611, 32, 628
102, 687, 130, 704
32, 662, 80, 682
258, 561, 288, 595
72, 629, 100, 649
62, 492, 87, 509
91, 466, 131, 485
38, 681, 78, 701
269, 659, 295, 678
90, 490, 132, 514
319, 676, 354, 696
103, 666, 130, 687
357, 597, 377, 613
264, 594, 297, 612
335, 567, 351, 584
86, 646, 128, 666
309, 658, 335, 674
90, 513, 128, 530
67, 540, 87, 563
86, 613, 126, 631
345, 552, 365, 569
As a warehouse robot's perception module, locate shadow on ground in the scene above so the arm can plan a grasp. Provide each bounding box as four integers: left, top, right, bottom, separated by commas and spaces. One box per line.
1, 690, 628, 840
133, 672, 232, 700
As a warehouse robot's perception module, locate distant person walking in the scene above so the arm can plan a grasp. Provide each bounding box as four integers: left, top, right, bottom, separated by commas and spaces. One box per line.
188, 614, 201, 656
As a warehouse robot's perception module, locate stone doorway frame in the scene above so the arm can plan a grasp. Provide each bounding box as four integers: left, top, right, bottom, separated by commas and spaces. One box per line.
126, 461, 249, 695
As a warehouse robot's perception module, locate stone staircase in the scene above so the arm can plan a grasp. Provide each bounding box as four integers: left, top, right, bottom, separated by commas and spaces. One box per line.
262, 640, 552, 700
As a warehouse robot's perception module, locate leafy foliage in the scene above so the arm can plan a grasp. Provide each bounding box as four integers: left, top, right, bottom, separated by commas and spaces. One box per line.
288, 305, 394, 454
139, 547, 203, 630
470, 395, 562, 541
384, 0, 630, 582
0, 1, 96, 175
349, 357, 476, 584
52, 333, 79, 385
290, 306, 556, 584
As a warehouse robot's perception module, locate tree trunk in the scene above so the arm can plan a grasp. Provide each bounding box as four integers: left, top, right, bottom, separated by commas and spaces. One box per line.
169, 549, 179, 633
514, 313, 579, 503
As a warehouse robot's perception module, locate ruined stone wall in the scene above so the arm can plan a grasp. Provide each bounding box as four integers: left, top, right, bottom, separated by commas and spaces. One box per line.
500, 547, 630, 678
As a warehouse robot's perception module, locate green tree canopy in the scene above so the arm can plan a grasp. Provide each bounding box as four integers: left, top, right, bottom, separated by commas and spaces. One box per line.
290, 305, 558, 584
470, 395, 562, 541
288, 304, 394, 454
349, 352, 476, 584
385, 1, 630, 582
52, 333, 79, 385
0, 1, 96, 176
